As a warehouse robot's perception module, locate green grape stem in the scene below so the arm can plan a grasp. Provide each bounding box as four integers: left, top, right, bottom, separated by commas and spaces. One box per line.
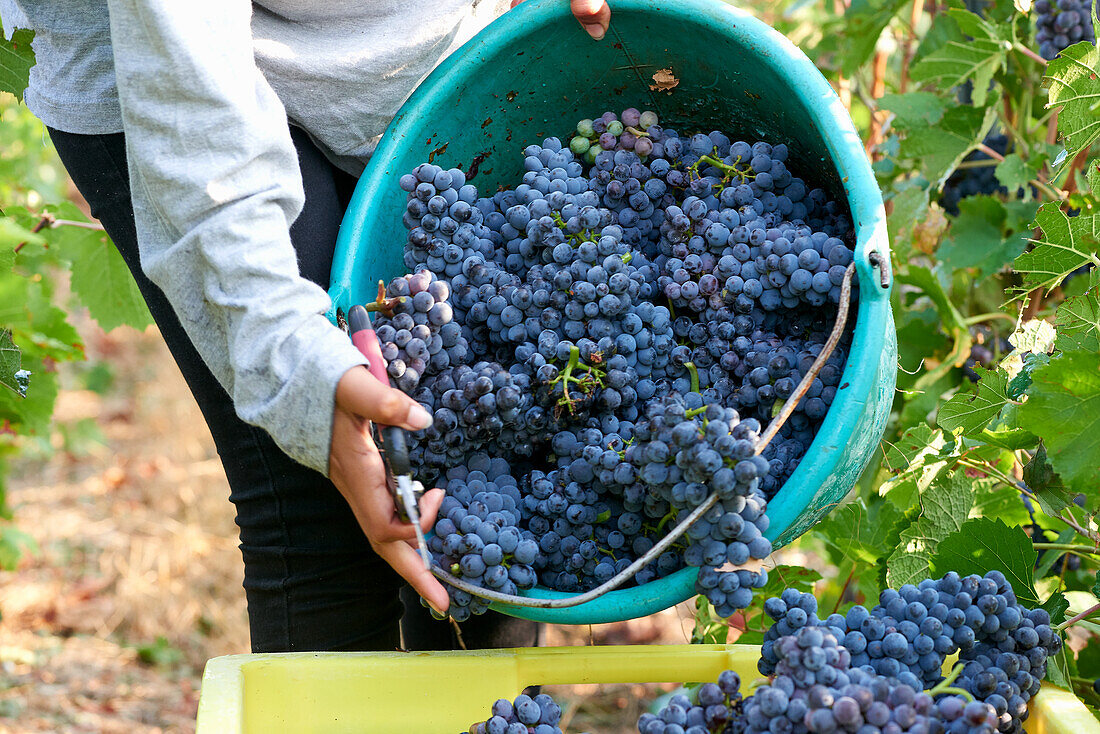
685, 361, 701, 393
927, 664, 974, 702
695, 154, 755, 185
549, 345, 605, 415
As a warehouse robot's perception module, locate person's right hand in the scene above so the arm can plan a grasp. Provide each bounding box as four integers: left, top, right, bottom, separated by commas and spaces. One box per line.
328, 364, 450, 614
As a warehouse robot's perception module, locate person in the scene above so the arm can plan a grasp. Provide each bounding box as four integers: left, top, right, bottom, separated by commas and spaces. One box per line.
0, 0, 611, 653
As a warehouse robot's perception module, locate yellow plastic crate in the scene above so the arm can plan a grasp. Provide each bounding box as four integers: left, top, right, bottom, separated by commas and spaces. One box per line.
195, 644, 1100, 734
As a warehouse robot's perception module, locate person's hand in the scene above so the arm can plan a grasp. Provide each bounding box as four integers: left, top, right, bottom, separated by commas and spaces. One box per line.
510, 0, 611, 41
329, 365, 449, 614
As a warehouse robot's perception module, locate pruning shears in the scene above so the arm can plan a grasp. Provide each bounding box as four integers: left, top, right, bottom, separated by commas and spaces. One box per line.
347, 305, 431, 570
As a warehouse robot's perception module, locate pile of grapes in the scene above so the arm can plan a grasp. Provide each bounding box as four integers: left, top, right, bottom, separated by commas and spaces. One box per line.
366, 108, 858, 619
461, 573, 1063, 734
1034, 0, 1096, 60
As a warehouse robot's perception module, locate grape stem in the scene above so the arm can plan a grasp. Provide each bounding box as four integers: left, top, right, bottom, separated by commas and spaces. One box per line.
684, 361, 701, 393
1032, 542, 1100, 556
695, 154, 754, 184
1058, 601, 1100, 631
549, 345, 604, 415
927, 664, 974, 701
363, 279, 407, 317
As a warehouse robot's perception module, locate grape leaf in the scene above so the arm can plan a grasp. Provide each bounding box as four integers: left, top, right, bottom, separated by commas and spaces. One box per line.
900, 104, 998, 188
42, 205, 151, 332
1010, 319, 1058, 354
909, 10, 1009, 106
995, 153, 1040, 194
1023, 441, 1074, 516
1047, 42, 1100, 165
1019, 351, 1100, 499
970, 482, 1031, 527
937, 366, 1012, 436
879, 93, 947, 128
0, 523, 37, 571
816, 498, 907, 567
1015, 201, 1100, 295
838, 0, 910, 74
1006, 352, 1051, 398
930, 516, 1039, 607
0, 22, 35, 102
1042, 590, 1070, 625
1056, 287, 1100, 352
887, 186, 933, 257
886, 472, 973, 589
0, 330, 26, 398
938, 196, 1028, 277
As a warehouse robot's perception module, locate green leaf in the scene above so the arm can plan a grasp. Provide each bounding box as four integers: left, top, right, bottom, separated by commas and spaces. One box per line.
1006, 352, 1051, 398
1024, 441, 1075, 515
1092, 570, 1100, 599
1015, 202, 1100, 295
995, 153, 1040, 193
0, 523, 37, 571
1010, 319, 1058, 354
0, 329, 26, 398
909, 10, 1009, 106
887, 472, 974, 589
1019, 351, 1100, 498
1042, 590, 1070, 625
838, 0, 910, 74
43, 206, 152, 332
938, 367, 1012, 436
970, 482, 1032, 527
816, 499, 908, 567
900, 105, 998, 188
880, 93, 948, 128
938, 196, 1029, 277
1047, 42, 1100, 166
1056, 287, 1100, 352
930, 516, 1040, 607
887, 186, 934, 258
0, 22, 35, 102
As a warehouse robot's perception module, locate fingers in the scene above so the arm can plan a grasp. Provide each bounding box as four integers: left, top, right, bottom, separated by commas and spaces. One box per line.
510, 0, 524, 6
335, 365, 432, 431
373, 538, 450, 614
418, 487, 445, 534
571, 0, 610, 40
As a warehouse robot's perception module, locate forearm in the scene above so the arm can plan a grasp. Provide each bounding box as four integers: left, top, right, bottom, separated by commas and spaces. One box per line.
108, 0, 364, 473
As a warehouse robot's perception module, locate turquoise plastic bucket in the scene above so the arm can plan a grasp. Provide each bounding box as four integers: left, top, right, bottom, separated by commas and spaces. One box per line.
328, 0, 896, 624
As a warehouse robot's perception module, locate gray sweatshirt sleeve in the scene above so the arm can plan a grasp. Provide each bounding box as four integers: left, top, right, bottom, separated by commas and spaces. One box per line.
106, 0, 368, 475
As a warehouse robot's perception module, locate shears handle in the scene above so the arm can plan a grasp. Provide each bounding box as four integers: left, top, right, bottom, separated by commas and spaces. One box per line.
347, 305, 420, 520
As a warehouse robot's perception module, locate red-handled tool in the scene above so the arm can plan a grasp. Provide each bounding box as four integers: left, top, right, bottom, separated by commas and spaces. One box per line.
347, 305, 431, 570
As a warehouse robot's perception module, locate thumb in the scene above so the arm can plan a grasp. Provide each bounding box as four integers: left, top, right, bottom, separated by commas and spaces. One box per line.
335, 365, 432, 431
571, 0, 610, 40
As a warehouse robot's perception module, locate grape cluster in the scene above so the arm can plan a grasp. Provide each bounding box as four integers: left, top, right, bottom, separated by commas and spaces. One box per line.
744, 625, 996, 734
366, 108, 859, 618
463, 691, 590, 734
371, 271, 463, 392
629, 573, 1059, 734
425, 455, 540, 621
1035, 0, 1096, 60
637, 669, 746, 734
939, 135, 1012, 216
757, 572, 1063, 733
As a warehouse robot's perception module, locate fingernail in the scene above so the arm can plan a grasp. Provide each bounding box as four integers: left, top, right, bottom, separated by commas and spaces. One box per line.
407, 403, 433, 430
585, 23, 605, 40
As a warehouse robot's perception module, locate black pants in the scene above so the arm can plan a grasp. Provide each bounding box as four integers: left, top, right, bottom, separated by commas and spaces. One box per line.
47, 126, 537, 653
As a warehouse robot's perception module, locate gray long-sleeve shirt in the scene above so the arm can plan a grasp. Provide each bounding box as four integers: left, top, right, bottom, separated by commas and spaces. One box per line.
0, 0, 506, 474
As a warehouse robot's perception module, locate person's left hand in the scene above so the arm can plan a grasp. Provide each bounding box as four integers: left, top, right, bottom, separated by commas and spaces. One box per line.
510, 0, 611, 41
